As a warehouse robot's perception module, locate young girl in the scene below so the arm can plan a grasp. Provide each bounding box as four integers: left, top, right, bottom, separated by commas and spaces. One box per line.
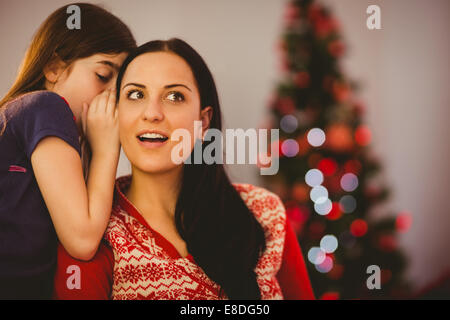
53, 38, 315, 300
0, 3, 136, 299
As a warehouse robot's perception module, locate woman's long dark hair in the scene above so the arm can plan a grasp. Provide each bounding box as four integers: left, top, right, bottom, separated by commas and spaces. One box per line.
116, 39, 267, 299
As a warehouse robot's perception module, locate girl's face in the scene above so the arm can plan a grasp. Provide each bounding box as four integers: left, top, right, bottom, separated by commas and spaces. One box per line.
118, 51, 212, 174
45, 52, 128, 129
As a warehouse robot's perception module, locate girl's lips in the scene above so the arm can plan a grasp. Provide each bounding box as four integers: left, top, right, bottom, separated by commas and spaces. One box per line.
136, 136, 169, 149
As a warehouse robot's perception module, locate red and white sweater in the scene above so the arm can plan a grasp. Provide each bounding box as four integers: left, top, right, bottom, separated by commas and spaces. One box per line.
53, 176, 315, 300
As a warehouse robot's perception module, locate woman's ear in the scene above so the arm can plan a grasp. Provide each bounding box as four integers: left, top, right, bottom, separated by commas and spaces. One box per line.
200, 106, 213, 133
43, 54, 67, 84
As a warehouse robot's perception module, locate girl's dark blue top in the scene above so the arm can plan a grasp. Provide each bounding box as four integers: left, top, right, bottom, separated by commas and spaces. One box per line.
0, 91, 81, 299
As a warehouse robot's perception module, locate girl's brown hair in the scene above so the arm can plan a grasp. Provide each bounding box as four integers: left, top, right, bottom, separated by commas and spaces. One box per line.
0, 2, 136, 178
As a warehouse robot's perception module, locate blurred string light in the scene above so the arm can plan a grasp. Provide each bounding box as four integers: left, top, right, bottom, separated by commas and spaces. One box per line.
315, 256, 333, 273
310, 185, 328, 204
320, 235, 338, 253
340, 172, 358, 192
280, 114, 298, 133
305, 169, 324, 187
304, 128, 340, 273
305, 169, 333, 215
307, 128, 326, 147
281, 139, 299, 157
339, 195, 357, 213
308, 247, 326, 265
314, 198, 333, 215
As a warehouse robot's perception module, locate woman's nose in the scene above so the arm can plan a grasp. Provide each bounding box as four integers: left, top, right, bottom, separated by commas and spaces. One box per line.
142, 98, 164, 122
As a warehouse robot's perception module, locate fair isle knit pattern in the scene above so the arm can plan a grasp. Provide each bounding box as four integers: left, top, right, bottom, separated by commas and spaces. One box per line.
104, 176, 286, 300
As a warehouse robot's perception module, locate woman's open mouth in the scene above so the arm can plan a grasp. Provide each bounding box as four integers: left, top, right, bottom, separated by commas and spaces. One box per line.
137, 132, 169, 149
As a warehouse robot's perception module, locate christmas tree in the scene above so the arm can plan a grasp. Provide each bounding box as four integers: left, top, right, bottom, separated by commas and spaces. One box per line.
262, 0, 411, 299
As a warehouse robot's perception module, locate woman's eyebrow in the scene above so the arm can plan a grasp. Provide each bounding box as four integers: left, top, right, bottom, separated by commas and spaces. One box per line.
97, 60, 120, 72
122, 82, 146, 90
121, 83, 192, 91
165, 84, 192, 92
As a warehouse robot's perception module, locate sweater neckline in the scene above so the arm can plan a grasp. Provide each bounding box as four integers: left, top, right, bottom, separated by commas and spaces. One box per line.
114, 175, 195, 264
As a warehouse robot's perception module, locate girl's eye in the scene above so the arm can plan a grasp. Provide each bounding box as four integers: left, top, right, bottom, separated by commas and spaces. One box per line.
96, 73, 110, 83
127, 90, 144, 100
166, 91, 185, 103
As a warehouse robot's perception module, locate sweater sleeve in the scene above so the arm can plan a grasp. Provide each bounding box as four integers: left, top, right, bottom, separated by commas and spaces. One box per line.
53, 240, 114, 300
276, 216, 316, 300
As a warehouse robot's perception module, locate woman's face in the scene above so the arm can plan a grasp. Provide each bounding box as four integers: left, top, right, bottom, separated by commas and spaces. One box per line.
118, 51, 212, 174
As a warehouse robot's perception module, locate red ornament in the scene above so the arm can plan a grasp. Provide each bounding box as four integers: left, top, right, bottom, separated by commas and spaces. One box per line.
326, 202, 342, 221
294, 71, 311, 88
328, 40, 345, 57
355, 125, 372, 146
396, 211, 413, 233
350, 219, 368, 237
317, 158, 338, 176
325, 124, 354, 152
332, 81, 351, 102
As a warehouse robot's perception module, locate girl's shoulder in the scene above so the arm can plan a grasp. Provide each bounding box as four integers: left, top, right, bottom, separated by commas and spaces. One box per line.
1, 90, 79, 157
231, 182, 287, 230
5, 90, 69, 115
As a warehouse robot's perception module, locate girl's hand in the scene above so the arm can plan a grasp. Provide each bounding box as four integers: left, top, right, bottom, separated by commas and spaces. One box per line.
81, 88, 120, 157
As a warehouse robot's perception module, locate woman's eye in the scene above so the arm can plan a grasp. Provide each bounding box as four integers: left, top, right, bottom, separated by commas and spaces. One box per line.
96, 73, 110, 83
127, 90, 144, 100
166, 91, 185, 103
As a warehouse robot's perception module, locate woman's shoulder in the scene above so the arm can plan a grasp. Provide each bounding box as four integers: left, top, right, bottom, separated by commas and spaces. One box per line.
231, 182, 285, 207
231, 182, 287, 231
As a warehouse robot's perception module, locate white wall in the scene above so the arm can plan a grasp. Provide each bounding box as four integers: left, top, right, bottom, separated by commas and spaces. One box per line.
1, 0, 449, 292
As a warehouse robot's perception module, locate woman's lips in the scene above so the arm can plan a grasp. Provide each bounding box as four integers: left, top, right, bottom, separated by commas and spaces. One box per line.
136, 137, 169, 149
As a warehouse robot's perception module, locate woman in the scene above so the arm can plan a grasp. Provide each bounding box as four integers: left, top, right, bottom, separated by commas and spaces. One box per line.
53, 38, 315, 300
